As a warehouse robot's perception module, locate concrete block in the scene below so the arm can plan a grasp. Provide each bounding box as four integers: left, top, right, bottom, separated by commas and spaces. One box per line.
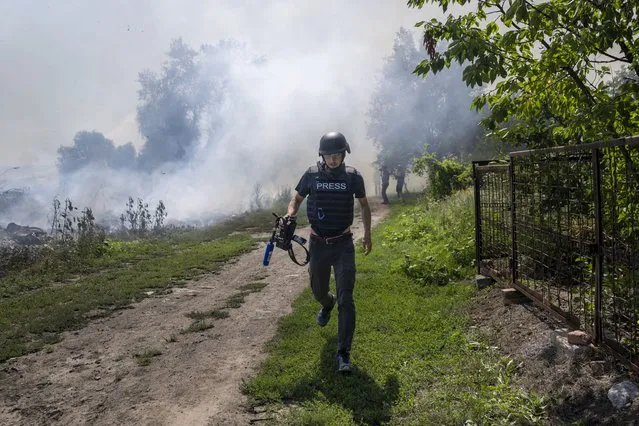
551, 332, 594, 362
502, 288, 530, 305
475, 274, 494, 289
608, 380, 639, 409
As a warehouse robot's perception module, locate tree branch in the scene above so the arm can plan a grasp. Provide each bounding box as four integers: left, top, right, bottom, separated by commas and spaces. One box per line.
590, 58, 621, 64
494, 1, 597, 105
523, 0, 629, 63
618, 41, 639, 78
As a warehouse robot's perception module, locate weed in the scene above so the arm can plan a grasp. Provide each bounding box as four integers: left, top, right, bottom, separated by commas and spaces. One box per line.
114, 370, 129, 382
383, 189, 475, 286
225, 293, 246, 308
185, 310, 230, 320
154, 200, 168, 230
272, 186, 292, 206
181, 320, 214, 334
134, 349, 162, 366
164, 334, 178, 343
238, 282, 268, 292
120, 197, 167, 236
250, 183, 265, 211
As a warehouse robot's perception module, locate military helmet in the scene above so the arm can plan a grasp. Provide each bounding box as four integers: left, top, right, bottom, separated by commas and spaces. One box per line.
318, 132, 351, 155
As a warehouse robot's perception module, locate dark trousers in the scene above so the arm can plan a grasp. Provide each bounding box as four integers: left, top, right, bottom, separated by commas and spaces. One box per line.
381, 181, 389, 203
308, 236, 356, 354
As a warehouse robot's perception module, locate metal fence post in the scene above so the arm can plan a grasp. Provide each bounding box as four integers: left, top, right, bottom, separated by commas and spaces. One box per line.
509, 158, 518, 285
592, 147, 604, 343
473, 162, 482, 274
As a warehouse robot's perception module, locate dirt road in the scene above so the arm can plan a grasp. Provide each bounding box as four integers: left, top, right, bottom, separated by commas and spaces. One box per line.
0, 200, 389, 426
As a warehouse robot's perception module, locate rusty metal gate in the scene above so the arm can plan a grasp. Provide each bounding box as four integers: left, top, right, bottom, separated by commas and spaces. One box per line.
474, 136, 639, 370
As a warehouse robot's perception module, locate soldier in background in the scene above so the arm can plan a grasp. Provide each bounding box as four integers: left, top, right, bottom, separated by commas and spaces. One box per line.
380, 165, 390, 204
395, 169, 406, 201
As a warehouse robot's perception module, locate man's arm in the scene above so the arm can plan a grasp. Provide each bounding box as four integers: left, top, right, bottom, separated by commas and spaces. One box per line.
287, 192, 305, 217
357, 197, 372, 255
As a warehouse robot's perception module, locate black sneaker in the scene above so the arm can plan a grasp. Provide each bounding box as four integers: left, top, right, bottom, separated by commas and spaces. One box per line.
316, 294, 336, 327
336, 351, 352, 374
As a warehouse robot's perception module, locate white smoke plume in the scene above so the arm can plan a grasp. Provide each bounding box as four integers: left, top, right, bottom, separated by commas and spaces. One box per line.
0, 1, 478, 230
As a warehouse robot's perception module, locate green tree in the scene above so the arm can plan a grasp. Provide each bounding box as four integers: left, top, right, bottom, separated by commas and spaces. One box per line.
136, 38, 208, 171
57, 131, 116, 174
57, 131, 138, 174
408, 0, 639, 147
368, 27, 482, 176
136, 38, 247, 172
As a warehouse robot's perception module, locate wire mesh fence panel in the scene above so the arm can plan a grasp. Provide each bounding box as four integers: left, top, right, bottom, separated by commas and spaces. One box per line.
599, 143, 639, 365
474, 137, 639, 370
511, 149, 596, 330
474, 163, 511, 281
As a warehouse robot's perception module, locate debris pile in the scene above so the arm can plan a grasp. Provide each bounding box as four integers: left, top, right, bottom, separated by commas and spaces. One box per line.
0, 222, 48, 248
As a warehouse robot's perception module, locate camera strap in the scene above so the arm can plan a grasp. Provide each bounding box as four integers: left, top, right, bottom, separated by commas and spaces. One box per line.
267, 213, 310, 266
288, 235, 310, 266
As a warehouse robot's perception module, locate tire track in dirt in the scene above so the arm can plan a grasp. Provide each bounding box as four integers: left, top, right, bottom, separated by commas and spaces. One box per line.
0, 200, 389, 426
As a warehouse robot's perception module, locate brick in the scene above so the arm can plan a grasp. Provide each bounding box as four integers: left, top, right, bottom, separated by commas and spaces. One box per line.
567, 330, 592, 345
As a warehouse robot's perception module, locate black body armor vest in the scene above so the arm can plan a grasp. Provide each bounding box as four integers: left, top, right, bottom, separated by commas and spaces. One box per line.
306, 163, 358, 237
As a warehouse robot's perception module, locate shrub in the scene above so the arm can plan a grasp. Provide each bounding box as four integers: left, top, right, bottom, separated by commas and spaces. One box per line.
383, 189, 475, 286
413, 147, 472, 199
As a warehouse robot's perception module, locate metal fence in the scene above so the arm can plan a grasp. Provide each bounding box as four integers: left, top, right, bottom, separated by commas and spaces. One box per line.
474, 136, 639, 370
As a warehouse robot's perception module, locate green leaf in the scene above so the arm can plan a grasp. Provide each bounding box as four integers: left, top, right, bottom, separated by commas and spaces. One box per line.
515, 1, 529, 22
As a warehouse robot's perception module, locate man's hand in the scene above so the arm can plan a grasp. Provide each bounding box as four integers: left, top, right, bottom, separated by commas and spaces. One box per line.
357, 197, 372, 255
362, 233, 372, 256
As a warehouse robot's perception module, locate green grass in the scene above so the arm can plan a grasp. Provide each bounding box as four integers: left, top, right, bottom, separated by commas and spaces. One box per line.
181, 320, 215, 334
0, 231, 256, 362
224, 282, 269, 309
185, 309, 231, 320
134, 348, 162, 366
0, 200, 295, 300
242, 190, 549, 425
0, 200, 287, 363
0, 190, 550, 423
239, 282, 269, 292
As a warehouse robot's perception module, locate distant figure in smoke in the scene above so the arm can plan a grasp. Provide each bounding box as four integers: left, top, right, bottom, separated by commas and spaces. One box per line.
380, 165, 390, 204
395, 169, 406, 201
285, 131, 372, 374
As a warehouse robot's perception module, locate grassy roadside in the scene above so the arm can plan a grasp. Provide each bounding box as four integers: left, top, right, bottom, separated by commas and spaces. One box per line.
242, 190, 549, 425
0, 204, 301, 363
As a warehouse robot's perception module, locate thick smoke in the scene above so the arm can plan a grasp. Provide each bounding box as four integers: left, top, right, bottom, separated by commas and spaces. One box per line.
1, 35, 377, 228
0, 2, 481, 230
367, 27, 483, 178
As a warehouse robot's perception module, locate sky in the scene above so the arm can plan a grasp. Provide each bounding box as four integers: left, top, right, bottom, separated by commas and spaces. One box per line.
1, 0, 436, 165
0, 0, 450, 227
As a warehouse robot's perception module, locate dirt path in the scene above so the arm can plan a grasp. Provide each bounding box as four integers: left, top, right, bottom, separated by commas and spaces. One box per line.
0, 199, 390, 426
